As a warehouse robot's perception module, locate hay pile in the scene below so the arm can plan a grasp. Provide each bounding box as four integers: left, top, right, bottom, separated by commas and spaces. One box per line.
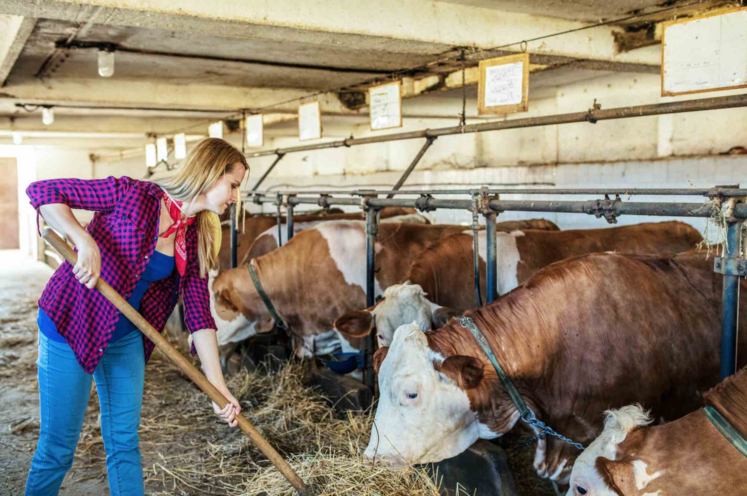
142, 351, 442, 496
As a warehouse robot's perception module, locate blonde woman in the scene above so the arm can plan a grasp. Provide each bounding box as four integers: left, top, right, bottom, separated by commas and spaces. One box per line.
24, 138, 247, 496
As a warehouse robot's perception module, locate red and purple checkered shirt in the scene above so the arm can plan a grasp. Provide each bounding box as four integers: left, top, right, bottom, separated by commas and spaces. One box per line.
27, 176, 216, 373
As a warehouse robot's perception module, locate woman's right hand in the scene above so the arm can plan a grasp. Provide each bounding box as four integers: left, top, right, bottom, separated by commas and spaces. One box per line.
73, 234, 101, 289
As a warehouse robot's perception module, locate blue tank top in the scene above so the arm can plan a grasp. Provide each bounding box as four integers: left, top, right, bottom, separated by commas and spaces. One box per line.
38, 250, 175, 344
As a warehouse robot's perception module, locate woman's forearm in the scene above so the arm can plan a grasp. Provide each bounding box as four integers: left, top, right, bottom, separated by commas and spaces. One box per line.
39, 203, 90, 245
191, 328, 226, 388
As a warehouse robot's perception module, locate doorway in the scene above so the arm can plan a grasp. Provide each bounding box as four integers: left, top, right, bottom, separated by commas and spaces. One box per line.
0, 158, 20, 250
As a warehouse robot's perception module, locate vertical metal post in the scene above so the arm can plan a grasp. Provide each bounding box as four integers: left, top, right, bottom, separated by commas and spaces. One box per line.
719, 220, 743, 379
276, 195, 283, 248
470, 194, 483, 307
485, 211, 498, 303
287, 202, 295, 241
364, 204, 379, 392
230, 204, 238, 269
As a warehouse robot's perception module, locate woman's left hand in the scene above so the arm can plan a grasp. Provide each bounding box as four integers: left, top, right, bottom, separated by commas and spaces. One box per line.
212, 386, 242, 428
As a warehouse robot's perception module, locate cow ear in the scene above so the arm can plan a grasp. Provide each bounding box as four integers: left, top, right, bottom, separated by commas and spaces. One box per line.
438, 355, 484, 390
432, 307, 463, 329
255, 316, 275, 334
595, 457, 632, 494
216, 291, 238, 312
334, 310, 374, 338
373, 346, 389, 373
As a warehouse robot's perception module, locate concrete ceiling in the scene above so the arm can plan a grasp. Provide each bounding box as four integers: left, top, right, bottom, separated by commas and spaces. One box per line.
0, 0, 739, 147
437, 0, 669, 23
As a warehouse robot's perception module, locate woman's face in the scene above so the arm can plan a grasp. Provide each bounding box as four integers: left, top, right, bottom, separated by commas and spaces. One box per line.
204, 164, 247, 215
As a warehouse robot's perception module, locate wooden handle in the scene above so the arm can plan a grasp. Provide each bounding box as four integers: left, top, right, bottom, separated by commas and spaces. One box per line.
42, 228, 308, 495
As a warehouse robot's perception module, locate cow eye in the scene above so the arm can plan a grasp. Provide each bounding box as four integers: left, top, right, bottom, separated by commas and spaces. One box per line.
406, 392, 418, 400
576, 486, 587, 495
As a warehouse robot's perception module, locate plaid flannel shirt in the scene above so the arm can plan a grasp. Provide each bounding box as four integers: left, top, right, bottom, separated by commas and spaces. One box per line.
27, 176, 216, 373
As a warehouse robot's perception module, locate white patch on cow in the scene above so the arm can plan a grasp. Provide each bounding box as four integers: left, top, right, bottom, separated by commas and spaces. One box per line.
469, 230, 522, 296
372, 283, 436, 346
534, 435, 547, 473
381, 213, 429, 224
261, 221, 322, 247
477, 422, 500, 440
642, 492, 662, 496
364, 323, 482, 465
549, 459, 568, 481
567, 405, 654, 496
209, 270, 258, 346
316, 221, 383, 295
633, 460, 663, 490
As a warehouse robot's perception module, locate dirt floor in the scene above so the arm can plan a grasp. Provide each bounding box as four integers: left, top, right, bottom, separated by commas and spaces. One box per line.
0, 250, 556, 496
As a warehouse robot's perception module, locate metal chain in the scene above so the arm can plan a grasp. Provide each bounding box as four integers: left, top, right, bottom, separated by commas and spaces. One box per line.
521, 409, 586, 451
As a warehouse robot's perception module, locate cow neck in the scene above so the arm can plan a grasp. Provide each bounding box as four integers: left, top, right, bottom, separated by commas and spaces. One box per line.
425, 297, 544, 434
704, 365, 747, 442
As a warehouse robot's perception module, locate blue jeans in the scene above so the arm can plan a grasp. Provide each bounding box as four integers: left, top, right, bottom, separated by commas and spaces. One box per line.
25, 331, 145, 496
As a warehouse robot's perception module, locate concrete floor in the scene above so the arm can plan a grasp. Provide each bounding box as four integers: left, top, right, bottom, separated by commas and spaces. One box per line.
0, 250, 111, 496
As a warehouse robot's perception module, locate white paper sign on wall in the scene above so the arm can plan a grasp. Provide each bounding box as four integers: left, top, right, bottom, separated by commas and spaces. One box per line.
209, 121, 224, 139
369, 81, 403, 131
156, 137, 168, 163
662, 8, 747, 96
174, 133, 187, 159
246, 114, 263, 148
298, 102, 322, 141
478, 53, 529, 115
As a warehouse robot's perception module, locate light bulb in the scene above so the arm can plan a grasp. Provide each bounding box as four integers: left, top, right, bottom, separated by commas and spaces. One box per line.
209, 121, 223, 139
12, 132, 22, 145
42, 107, 54, 126
156, 137, 168, 163
145, 143, 157, 167
174, 133, 187, 159
98, 49, 115, 77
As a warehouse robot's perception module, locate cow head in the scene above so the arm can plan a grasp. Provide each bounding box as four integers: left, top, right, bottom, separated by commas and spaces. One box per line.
334, 283, 434, 347
209, 267, 275, 347
364, 322, 486, 465
566, 405, 653, 496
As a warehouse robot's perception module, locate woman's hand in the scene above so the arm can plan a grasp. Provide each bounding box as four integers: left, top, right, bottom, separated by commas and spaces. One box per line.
73, 234, 101, 289
212, 385, 241, 428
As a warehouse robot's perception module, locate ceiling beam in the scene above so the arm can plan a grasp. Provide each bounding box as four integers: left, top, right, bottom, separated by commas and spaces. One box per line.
0, 0, 661, 65
0, 15, 36, 86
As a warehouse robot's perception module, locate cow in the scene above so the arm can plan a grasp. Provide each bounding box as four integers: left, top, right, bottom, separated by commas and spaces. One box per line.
241, 210, 432, 265
210, 219, 559, 357
217, 207, 420, 269
363, 251, 747, 484
334, 221, 702, 347
567, 366, 747, 495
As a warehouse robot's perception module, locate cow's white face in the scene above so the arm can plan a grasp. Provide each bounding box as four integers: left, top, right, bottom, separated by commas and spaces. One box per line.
372, 283, 433, 346
364, 323, 483, 465
566, 405, 653, 496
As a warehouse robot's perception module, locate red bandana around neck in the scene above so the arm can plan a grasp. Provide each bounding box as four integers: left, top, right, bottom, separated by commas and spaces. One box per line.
160, 194, 196, 276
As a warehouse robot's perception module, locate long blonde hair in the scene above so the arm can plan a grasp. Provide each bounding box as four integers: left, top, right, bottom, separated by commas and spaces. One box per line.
155, 138, 248, 278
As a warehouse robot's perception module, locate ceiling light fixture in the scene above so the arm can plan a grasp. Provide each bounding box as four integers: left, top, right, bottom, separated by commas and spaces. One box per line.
98, 48, 115, 77
42, 106, 54, 126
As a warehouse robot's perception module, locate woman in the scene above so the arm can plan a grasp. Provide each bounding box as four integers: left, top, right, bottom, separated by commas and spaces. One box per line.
24, 138, 247, 496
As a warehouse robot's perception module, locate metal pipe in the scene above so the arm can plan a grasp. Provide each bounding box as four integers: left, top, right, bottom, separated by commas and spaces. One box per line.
246, 94, 747, 158
485, 212, 498, 303
248, 195, 747, 220
387, 137, 437, 199
251, 153, 285, 192
252, 187, 747, 199
720, 221, 742, 379
276, 200, 283, 248
230, 204, 238, 268
470, 208, 483, 307
287, 203, 295, 241
364, 207, 379, 393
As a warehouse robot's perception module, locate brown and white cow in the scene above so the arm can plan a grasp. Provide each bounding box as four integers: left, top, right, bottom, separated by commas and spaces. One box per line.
217, 207, 419, 268
335, 221, 702, 346
241, 210, 431, 265
567, 366, 747, 495
211, 219, 559, 355
364, 251, 746, 484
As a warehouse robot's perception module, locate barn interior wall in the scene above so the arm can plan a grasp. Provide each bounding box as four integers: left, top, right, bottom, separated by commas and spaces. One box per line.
16, 71, 746, 245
